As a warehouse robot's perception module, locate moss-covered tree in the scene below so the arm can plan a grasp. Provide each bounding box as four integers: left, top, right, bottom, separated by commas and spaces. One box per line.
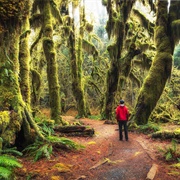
0, 0, 44, 148
131, 0, 180, 125
19, 5, 31, 106
64, 0, 90, 118
31, 0, 63, 124
101, 0, 137, 119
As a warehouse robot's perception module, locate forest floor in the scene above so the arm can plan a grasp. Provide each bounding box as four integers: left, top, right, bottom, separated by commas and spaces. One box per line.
16, 111, 180, 180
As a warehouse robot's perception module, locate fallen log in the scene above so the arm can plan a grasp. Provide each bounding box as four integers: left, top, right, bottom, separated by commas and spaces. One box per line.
54, 125, 86, 133
54, 125, 95, 137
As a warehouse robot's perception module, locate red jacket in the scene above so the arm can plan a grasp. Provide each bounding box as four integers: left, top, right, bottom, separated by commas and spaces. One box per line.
116, 105, 129, 121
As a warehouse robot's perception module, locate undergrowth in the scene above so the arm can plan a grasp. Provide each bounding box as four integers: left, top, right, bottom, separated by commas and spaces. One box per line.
0, 155, 22, 180
138, 122, 160, 134
0, 142, 23, 179
158, 139, 180, 162
23, 116, 84, 162
88, 115, 101, 120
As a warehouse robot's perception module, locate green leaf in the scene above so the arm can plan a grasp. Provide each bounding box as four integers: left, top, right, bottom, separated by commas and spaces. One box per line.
166, 152, 172, 161
0, 166, 12, 180
4, 69, 8, 76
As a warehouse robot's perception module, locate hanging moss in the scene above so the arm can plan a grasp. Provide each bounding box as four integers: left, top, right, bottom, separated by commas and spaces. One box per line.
30, 13, 43, 29
102, 0, 136, 120
85, 22, 93, 33
102, 0, 107, 6
130, 1, 176, 125
82, 39, 98, 57
106, 11, 123, 39
107, 43, 119, 61
129, 72, 141, 88
132, 9, 154, 35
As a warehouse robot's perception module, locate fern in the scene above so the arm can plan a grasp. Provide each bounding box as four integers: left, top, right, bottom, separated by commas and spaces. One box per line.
166, 151, 173, 161
23, 135, 83, 162
158, 139, 180, 162
139, 123, 160, 134
0, 166, 12, 180
35, 117, 54, 137
23, 118, 83, 161
0, 155, 22, 180
0, 147, 23, 156
47, 136, 83, 149
0, 155, 22, 168
37, 122, 54, 136
23, 141, 53, 162
34, 144, 52, 162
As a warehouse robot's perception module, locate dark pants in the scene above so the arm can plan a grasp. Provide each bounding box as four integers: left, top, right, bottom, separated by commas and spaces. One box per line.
118, 120, 128, 141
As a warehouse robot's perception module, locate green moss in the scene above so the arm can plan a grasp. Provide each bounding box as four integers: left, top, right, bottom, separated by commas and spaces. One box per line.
0, 88, 15, 110
82, 39, 98, 57
0, 0, 29, 22
0, 111, 21, 146
152, 130, 180, 140
168, 171, 180, 176
155, 26, 169, 50
132, 9, 154, 35
171, 163, 180, 169
0, 111, 10, 134
19, 16, 31, 105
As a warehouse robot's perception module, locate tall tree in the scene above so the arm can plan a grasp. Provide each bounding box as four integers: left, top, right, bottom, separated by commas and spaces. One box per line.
0, 0, 44, 148
19, 6, 31, 106
64, 0, 90, 117
131, 0, 180, 124
31, 0, 62, 124
101, 0, 137, 119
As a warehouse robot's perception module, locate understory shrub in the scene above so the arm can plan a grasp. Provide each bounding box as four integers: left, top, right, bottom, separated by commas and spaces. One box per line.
138, 123, 160, 134
158, 139, 180, 162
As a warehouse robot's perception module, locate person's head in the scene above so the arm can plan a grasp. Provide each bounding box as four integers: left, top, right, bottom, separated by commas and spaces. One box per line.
120, 99, 125, 106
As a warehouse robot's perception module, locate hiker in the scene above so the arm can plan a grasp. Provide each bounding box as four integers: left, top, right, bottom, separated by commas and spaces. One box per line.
116, 99, 129, 141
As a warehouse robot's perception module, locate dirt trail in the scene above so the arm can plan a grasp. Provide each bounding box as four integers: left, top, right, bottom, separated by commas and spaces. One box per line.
19, 117, 179, 180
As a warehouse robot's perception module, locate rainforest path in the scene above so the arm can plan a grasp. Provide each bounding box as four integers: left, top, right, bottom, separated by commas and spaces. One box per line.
18, 116, 179, 180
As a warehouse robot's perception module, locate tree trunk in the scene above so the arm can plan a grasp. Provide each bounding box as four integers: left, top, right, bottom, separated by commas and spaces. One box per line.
19, 16, 31, 105
68, 3, 89, 118
102, 0, 136, 119
69, 24, 87, 118
131, 0, 179, 125
0, 28, 24, 146
42, 0, 62, 124
0, 0, 45, 148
